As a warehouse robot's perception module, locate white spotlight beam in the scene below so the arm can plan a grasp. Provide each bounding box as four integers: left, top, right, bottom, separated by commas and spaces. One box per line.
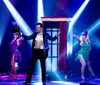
73, 19, 100, 46
69, 0, 90, 31
91, 35, 100, 48
88, 18, 100, 35
38, 0, 44, 22
3, 0, 33, 36
67, 0, 90, 55
0, 26, 6, 45
37, 0, 44, 81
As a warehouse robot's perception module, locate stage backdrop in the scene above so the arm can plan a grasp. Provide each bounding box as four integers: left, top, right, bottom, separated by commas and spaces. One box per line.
41, 17, 70, 72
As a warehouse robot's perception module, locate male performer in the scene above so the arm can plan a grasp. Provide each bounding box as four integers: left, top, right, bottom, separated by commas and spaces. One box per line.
22, 23, 61, 85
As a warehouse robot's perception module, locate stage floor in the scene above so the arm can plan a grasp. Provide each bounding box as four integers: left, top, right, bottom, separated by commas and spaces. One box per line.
0, 74, 100, 85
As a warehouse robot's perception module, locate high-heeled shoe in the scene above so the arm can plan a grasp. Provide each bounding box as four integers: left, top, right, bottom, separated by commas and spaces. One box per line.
9, 73, 14, 78
12, 75, 17, 80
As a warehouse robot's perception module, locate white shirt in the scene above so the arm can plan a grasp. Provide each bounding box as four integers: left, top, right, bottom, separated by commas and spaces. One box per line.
34, 33, 44, 49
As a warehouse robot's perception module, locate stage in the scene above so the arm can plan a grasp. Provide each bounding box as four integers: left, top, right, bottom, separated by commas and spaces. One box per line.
0, 0, 100, 85
0, 74, 100, 85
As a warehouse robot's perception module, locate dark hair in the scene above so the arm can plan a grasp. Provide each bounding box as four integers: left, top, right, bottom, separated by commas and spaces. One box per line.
12, 26, 20, 33
82, 30, 88, 37
36, 23, 43, 28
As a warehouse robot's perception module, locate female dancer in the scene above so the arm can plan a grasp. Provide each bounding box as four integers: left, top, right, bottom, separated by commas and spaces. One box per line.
9, 28, 23, 79
73, 30, 96, 80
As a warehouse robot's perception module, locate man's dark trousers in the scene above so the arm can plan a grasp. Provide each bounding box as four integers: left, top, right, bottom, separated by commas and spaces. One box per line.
25, 49, 46, 83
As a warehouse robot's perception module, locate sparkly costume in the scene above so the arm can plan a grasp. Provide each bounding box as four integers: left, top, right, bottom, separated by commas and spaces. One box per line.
10, 38, 21, 62
76, 41, 91, 61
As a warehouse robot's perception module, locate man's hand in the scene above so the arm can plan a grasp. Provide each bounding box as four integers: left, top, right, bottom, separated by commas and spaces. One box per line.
56, 31, 61, 37
19, 32, 24, 40
20, 32, 23, 36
